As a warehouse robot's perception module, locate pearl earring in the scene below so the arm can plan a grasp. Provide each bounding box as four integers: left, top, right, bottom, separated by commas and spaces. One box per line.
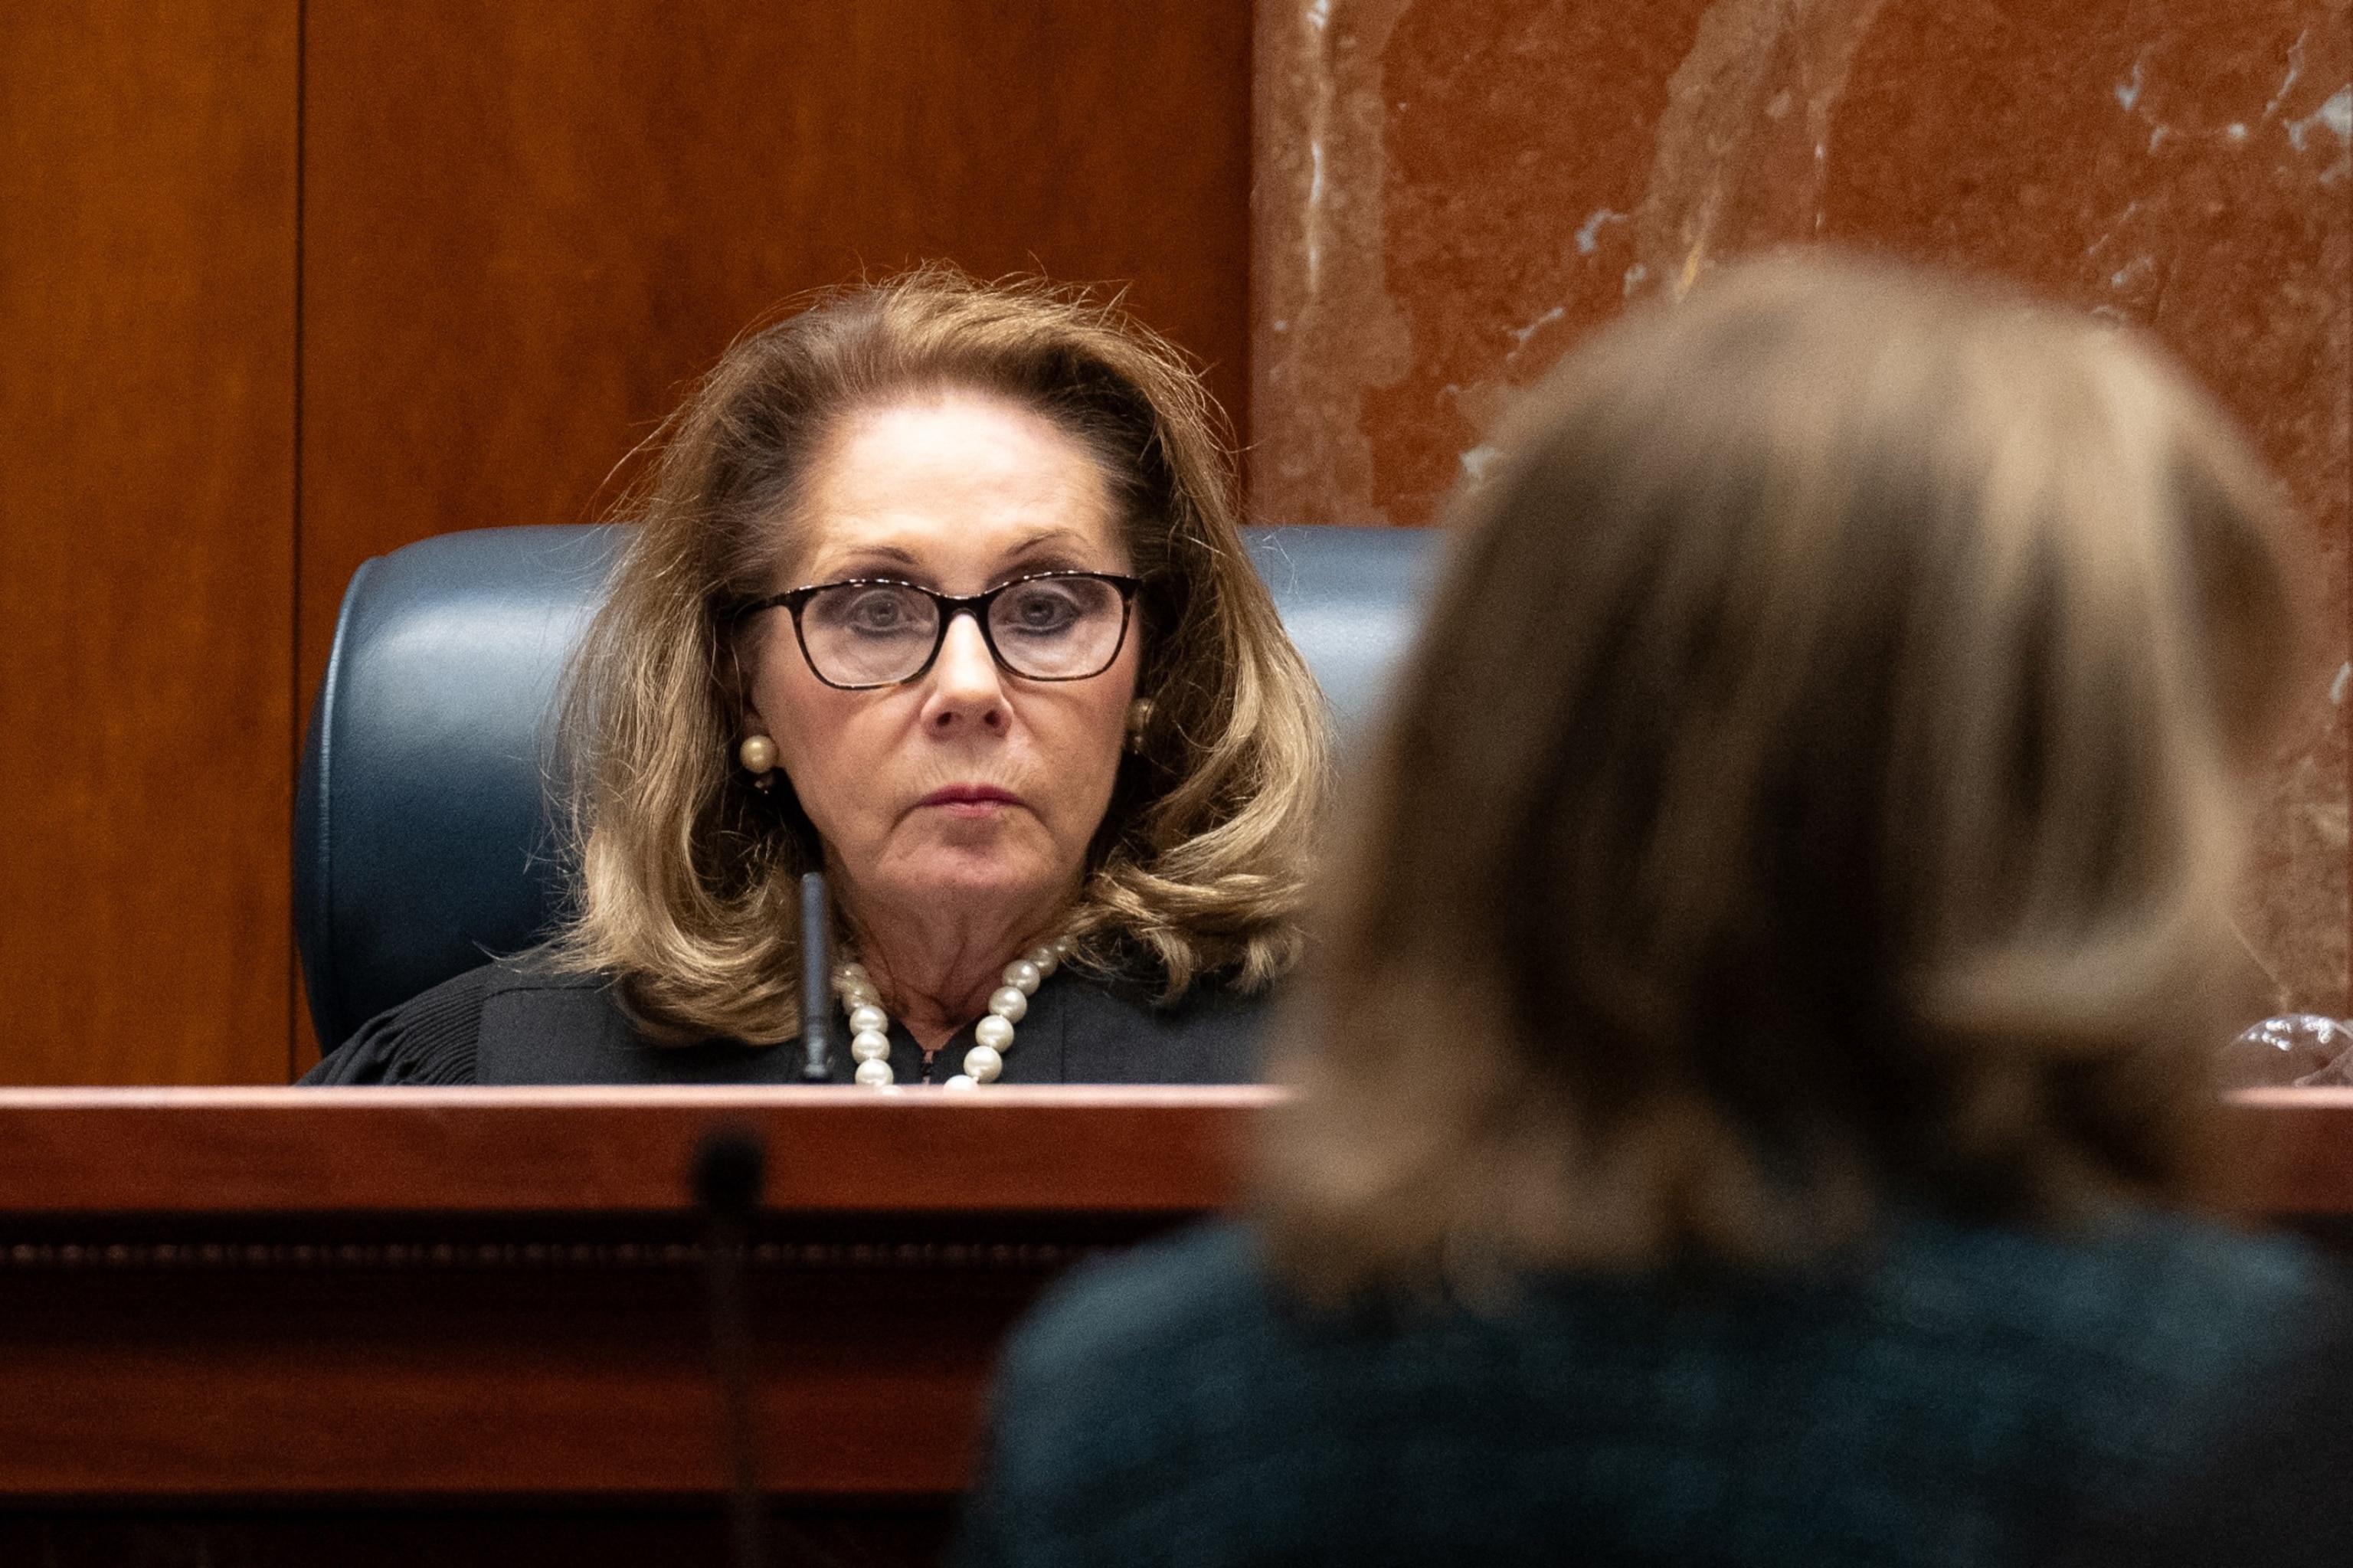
1125, 698, 1154, 755
739, 734, 777, 791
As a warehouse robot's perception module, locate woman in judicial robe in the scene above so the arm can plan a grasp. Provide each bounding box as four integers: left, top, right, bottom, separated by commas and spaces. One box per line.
306, 270, 1330, 1086
955, 259, 2351, 1564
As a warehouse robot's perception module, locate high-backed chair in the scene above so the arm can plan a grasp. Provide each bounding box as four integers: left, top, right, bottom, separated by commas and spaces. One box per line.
295, 524, 1442, 1049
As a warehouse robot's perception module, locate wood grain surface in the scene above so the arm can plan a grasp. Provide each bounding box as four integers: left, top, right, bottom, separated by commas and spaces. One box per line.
2217, 1087, 2353, 1216
0, 1092, 1268, 1498
0, 1088, 2342, 1502
0, 1262, 1044, 1495
0, 1086, 1274, 1213
0, 4, 300, 1085
0, 1085, 2338, 1216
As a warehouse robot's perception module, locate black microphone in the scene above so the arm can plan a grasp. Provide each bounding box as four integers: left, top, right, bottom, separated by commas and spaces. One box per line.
694, 1127, 769, 1568
800, 871, 832, 1083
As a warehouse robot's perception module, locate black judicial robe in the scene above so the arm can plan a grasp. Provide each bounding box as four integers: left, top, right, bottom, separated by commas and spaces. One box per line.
300, 954, 1269, 1087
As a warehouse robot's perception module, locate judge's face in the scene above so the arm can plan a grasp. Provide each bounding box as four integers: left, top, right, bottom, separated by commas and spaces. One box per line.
743, 391, 1140, 940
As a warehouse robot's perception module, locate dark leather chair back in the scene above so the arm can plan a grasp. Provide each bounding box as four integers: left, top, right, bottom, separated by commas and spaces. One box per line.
295, 523, 1441, 1048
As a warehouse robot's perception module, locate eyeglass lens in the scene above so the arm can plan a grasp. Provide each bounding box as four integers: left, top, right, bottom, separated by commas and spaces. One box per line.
799, 578, 1128, 686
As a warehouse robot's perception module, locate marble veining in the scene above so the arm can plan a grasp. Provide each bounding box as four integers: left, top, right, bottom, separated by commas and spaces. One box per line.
1253, 0, 2351, 1010
1254, 0, 1417, 525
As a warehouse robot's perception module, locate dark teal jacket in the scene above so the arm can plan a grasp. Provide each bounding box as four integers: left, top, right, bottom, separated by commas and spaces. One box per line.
958, 1212, 2334, 1567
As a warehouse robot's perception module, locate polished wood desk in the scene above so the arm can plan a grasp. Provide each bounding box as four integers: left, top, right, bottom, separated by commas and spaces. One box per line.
0, 1085, 2342, 1560
0, 1086, 1273, 1502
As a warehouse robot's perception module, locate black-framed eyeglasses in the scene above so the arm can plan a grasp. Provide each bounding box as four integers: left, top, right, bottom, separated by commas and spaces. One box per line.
740, 571, 1142, 690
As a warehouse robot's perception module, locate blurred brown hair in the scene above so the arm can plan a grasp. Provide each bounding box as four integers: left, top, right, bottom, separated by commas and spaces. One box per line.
1261, 257, 2311, 1291
551, 266, 1330, 1042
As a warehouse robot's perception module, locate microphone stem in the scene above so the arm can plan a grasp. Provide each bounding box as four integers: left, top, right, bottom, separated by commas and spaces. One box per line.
800, 872, 831, 1082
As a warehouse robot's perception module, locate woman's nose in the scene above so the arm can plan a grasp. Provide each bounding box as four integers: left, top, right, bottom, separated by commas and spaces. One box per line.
924, 612, 1008, 731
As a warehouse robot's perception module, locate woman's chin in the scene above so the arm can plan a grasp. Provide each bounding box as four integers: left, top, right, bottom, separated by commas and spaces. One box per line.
859, 844, 1072, 918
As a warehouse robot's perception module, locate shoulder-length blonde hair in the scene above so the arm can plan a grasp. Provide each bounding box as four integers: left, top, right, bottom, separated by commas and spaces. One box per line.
1261, 257, 2311, 1292
550, 267, 1330, 1042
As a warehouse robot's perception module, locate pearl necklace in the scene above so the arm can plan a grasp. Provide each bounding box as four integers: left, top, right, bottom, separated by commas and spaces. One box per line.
833, 936, 1074, 1090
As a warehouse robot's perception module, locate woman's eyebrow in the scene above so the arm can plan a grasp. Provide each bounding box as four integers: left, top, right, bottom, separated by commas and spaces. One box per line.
801, 530, 1111, 588
999, 529, 1131, 574
805, 544, 923, 581
1002, 529, 1091, 558
832, 544, 921, 567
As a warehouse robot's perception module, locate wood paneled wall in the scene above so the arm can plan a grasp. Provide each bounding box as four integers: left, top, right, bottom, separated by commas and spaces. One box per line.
0, 3, 299, 1085
0, 2, 1252, 1084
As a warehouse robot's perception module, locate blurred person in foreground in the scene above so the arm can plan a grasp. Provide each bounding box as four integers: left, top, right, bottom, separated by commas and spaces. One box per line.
954, 257, 2351, 1566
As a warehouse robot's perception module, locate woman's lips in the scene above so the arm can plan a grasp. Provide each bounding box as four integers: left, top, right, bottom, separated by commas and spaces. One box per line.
915, 784, 1025, 817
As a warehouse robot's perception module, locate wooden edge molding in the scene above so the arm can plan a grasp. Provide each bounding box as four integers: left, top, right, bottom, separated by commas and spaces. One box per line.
0, 1086, 1280, 1216
0, 1085, 2342, 1218
0, 1236, 1113, 1275
2217, 1087, 2353, 1216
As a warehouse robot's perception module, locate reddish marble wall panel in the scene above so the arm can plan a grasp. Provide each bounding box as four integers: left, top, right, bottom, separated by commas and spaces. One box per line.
1254, 0, 2351, 1009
